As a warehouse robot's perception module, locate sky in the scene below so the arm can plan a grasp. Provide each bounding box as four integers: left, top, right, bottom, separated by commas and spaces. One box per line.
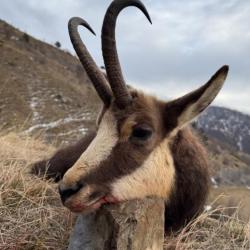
1, 0, 250, 114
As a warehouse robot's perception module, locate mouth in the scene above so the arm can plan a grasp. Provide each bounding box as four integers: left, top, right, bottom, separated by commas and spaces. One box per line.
66, 195, 120, 214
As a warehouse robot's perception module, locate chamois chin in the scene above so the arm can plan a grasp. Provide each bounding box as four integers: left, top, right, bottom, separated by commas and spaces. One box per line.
31, 0, 229, 232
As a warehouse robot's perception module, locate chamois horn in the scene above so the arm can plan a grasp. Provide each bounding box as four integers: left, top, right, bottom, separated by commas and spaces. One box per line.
102, 0, 152, 109
69, 17, 112, 105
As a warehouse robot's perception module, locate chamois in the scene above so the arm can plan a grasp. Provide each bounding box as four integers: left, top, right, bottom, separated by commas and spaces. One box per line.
31, 0, 229, 232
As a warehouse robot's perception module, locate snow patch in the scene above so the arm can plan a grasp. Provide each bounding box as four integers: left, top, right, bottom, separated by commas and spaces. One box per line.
204, 205, 212, 212
24, 115, 89, 134
211, 177, 218, 188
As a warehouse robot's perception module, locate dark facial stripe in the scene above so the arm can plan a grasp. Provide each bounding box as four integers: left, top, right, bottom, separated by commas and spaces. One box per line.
78, 93, 166, 188
79, 140, 155, 187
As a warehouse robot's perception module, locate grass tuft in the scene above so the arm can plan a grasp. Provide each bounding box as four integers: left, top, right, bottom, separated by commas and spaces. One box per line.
0, 133, 75, 250
164, 207, 250, 249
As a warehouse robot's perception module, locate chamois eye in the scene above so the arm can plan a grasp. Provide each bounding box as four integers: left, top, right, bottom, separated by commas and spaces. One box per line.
131, 126, 152, 140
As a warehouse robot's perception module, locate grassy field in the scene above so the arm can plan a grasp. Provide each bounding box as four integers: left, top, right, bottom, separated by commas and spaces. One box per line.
0, 133, 75, 249
0, 133, 249, 249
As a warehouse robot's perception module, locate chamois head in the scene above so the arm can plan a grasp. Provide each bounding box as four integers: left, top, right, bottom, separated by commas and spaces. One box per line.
59, 0, 228, 213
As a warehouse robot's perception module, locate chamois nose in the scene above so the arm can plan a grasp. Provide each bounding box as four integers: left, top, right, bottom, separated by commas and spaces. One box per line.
58, 182, 83, 203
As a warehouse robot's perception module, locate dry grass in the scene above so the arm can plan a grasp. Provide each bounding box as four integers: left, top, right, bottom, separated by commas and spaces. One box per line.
0, 133, 249, 249
164, 207, 250, 250
0, 133, 75, 249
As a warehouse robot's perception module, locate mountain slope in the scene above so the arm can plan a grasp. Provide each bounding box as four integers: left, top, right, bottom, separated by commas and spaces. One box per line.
0, 20, 100, 144
197, 106, 250, 155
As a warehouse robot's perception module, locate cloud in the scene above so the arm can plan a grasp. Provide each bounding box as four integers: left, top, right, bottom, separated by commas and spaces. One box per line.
0, 0, 249, 114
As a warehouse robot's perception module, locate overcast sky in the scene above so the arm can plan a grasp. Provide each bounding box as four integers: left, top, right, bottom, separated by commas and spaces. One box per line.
1, 0, 250, 114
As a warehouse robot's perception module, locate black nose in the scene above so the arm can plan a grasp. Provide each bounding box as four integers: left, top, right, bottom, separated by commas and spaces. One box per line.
58, 182, 83, 203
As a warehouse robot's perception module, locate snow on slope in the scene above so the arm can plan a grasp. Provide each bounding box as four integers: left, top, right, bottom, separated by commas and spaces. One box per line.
197, 106, 250, 155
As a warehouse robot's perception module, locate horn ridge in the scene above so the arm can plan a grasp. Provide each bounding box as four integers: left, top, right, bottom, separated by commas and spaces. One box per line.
68, 17, 112, 105
102, 0, 152, 109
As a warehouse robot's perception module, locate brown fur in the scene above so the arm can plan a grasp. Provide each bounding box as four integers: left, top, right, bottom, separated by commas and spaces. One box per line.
73, 93, 165, 188
166, 128, 209, 232
30, 117, 210, 233
40, 0, 228, 233
31, 67, 228, 232
31, 131, 96, 182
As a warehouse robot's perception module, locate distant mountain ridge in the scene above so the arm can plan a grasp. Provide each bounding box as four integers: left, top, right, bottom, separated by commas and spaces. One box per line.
196, 106, 250, 155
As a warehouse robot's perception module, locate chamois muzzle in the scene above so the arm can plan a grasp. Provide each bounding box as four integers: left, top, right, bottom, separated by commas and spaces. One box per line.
58, 182, 83, 203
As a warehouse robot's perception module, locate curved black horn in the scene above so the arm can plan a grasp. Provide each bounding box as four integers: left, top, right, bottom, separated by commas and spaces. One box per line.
68, 17, 112, 105
102, 0, 152, 109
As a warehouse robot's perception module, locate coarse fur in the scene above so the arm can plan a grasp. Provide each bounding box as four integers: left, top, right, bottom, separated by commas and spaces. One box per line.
31, 0, 229, 233
166, 128, 209, 232
32, 89, 214, 232
31, 127, 208, 232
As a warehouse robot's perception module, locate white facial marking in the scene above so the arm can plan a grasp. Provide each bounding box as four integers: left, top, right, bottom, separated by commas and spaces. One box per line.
62, 110, 118, 186
79, 110, 118, 167
111, 138, 175, 201
96, 104, 107, 126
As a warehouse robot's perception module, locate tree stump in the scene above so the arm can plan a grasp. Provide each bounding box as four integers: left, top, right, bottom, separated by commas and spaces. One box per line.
68, 198, 165, 250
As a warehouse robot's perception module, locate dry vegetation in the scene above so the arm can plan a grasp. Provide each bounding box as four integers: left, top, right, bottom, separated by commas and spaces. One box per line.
165, 208, 250, 250
0, 133, 75, 249
0, 133, 249, 249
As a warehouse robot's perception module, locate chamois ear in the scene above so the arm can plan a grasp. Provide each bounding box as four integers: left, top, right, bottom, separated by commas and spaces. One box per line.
164, 65, 229, 131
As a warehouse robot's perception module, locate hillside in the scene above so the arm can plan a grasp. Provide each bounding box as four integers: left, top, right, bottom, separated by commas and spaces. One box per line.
0, 20, 100, 144
197, 106, 250, 155
196, 131, 250, 186
196, 107, 250, 186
